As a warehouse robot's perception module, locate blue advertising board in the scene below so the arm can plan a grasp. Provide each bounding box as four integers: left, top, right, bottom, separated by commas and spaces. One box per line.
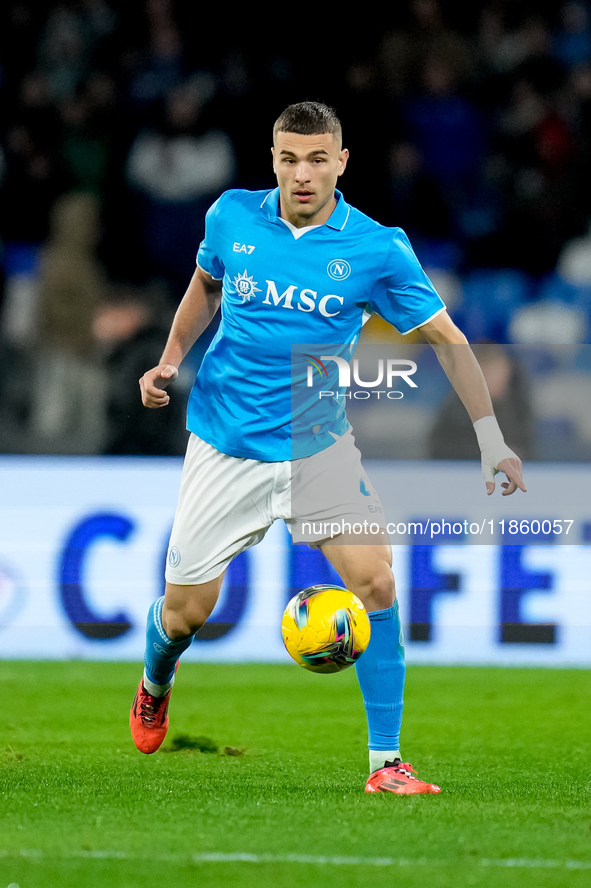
0, 457, 590, 665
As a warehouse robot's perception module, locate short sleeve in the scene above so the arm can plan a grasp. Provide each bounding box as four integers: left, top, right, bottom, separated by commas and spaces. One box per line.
196, 193, 226, 280
369, 228, 445, 334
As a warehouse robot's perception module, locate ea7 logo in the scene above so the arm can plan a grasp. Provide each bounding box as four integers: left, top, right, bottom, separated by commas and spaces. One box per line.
233, 243, 256, 254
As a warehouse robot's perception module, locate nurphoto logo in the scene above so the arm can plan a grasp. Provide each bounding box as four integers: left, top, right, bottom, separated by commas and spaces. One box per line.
304, 354, 418, 401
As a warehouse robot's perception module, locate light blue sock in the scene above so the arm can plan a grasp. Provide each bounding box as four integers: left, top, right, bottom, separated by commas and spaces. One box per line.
355, 599, 406, 752
144, 596, 195, 687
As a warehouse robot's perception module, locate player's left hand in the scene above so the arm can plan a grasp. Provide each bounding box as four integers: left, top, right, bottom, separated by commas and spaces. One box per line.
483, 455, 527, 496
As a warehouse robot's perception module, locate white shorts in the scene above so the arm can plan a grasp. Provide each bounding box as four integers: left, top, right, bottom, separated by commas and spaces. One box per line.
165, 431, 385, 585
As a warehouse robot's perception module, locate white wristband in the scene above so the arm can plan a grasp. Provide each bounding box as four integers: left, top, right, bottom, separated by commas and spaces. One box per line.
473, 415, 518, 479
473, 415, 505, 453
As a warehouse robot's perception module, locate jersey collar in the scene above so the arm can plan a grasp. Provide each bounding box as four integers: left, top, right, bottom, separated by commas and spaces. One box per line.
260, 187, 350, 231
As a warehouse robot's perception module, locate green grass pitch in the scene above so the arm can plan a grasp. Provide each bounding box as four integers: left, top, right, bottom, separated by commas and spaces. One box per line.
1, 661, 590, 888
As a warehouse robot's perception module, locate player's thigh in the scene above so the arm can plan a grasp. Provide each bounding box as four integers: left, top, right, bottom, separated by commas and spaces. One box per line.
319, 541, 395, 612
290, 430, 386, 545
166, 433, 275, 586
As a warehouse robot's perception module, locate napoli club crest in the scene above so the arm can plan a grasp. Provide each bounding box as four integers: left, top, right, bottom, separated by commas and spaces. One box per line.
327, 259, 351, 281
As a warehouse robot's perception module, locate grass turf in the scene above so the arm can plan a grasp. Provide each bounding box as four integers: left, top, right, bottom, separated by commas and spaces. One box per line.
0, 662, 590, 888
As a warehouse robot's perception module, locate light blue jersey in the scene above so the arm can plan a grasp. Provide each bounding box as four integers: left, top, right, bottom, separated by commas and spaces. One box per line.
190, 187, 445, 461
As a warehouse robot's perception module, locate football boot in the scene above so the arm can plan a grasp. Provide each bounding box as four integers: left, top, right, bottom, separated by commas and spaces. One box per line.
365, 759, 441, 795
130, 677, 174, 754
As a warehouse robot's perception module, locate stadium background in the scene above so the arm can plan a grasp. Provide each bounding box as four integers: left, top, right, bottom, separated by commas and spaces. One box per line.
0, 5, 590, 888
0, 0, 589, 666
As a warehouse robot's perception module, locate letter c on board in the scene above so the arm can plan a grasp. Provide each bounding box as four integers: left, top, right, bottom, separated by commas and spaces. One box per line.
59, 512, 134, 640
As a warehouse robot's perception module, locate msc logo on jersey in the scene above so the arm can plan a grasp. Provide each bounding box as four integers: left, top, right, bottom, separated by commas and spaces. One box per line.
327, 259, 351, 281
232, 270, 261, 302
234, 272, 345, 317
263, 280, 343, 317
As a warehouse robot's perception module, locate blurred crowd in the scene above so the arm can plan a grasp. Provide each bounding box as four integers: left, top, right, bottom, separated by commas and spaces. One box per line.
1, 0, 591, 456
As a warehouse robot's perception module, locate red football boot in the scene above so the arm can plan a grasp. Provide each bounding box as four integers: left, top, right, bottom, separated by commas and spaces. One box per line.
365, 759, 441, 795
130, 679, 173, 754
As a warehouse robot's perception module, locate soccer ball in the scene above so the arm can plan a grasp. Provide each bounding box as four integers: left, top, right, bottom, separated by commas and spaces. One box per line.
281, 584, 371, 674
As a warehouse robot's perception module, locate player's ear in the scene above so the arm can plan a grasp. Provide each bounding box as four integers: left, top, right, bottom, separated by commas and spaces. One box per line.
271, 146, 276, 173
338, 148, 349, 177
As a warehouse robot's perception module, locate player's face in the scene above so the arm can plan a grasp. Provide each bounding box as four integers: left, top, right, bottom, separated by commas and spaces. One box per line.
272, 131, 349, 228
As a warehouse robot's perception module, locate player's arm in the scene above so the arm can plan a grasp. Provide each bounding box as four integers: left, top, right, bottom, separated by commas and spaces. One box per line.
419, 310, 526, 496
139, 265, 222, 408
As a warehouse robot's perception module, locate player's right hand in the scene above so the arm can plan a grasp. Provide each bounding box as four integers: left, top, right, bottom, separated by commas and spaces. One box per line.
139, 364, 179, 408
482, 452, 527, 496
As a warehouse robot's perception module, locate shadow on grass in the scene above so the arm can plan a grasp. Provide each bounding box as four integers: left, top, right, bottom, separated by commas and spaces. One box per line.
162, 734, 246, 757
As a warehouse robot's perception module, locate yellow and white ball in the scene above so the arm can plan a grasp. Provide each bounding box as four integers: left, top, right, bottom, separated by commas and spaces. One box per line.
281, 585, 371, 674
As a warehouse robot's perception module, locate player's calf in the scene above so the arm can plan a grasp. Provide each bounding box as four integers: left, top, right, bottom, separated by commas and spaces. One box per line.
130, 595, 196, 754
143, 595, 196, 685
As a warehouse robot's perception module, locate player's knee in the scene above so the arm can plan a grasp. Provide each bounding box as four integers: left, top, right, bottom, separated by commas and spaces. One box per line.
163, 579, 221, 637
163, 612, 197, 638
356, 562, 395, 612
162, 598, 212, 638
370, 565, 396, 611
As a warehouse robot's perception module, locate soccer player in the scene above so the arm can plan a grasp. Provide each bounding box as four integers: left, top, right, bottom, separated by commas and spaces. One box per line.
130, 102, 526, 795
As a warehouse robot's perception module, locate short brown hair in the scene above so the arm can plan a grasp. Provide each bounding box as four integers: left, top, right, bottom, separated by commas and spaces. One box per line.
273, 102, 342, 145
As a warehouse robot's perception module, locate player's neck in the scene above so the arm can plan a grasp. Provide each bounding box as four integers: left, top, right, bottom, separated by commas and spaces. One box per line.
279, 194, 337, 229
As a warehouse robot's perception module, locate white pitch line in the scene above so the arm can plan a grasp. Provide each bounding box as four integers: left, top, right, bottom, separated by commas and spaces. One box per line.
481, 858, 591, 871
194, 854, 591, 870
2, 850, 591, 870
195, 853, 422, 867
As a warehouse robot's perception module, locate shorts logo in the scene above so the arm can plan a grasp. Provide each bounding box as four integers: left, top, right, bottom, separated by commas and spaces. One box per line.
327, 259, 351, 281
233, 269, 261, 302
168, 547, 181, 568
